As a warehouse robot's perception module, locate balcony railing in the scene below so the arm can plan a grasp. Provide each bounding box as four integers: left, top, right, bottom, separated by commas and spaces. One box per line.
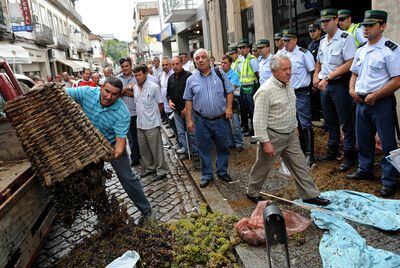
76, 41, 87, 53
57, 33, 69, 49
34, 24, 54, 45
162, 0, 196, 23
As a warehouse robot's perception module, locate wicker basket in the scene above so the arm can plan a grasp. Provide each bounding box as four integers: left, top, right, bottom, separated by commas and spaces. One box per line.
4, 83, 114, 186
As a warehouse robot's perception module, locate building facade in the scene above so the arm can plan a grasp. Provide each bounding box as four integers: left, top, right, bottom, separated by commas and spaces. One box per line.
0, 0, 93, 78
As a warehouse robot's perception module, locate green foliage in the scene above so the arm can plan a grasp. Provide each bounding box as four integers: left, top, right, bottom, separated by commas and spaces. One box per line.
169, 204, 240, 267
102, 39, 129, 64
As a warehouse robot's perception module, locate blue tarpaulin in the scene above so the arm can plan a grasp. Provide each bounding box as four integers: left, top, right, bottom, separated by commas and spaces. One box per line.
298, 190, 400, 267
312, 211, 400, 268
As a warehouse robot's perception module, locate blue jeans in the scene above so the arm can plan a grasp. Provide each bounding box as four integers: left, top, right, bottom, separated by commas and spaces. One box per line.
320, 80, 355, 151
127, 116, 140, 162
356, 97, 399, 188
228, 112, 244, 147
194, 114, 230, 181
173, 111, 198, 155
295, 89, 312, 130
110, 150, 152, 215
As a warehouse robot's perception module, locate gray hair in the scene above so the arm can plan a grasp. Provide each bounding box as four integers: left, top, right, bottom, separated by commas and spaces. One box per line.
270, 54, 290, 71
193, 48, 209, 60
162, 56, 170, 62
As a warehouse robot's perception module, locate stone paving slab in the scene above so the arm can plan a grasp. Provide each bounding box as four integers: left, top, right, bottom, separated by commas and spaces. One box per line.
33, 133, 203, 267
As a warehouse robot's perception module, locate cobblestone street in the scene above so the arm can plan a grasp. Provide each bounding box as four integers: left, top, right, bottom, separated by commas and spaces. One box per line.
33, 134, 202, 267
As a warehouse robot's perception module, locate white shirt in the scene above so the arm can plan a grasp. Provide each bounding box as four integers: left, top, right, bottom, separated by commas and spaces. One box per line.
276, 47, 287, 55
183, 60, 195, 72
160, 69, 174, 113
286, 46, 315, 89
153, 65, 163, 81
133, 79, 163, 130
317, 28, 356, 79
351, 36, 400, 95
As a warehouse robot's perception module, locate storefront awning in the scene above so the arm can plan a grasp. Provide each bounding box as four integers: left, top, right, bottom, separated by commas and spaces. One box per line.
71, 60, 90, 70
0, 42, 32, 64
56, 58, 84, 72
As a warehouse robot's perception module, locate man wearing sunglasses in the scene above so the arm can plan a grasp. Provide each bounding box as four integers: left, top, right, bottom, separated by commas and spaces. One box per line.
338, 9, 367, 48
313, 8, 357, 172
347, 10, 400, 197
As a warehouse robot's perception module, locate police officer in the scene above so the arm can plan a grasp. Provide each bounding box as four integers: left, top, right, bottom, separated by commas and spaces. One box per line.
251, 45, 261, 61
308, 20, 323, 61
338, 9, 367, 48
237, 38, 260, 136
228, 44, 242, 73
312, 8, 357, 171
256, 38, 273, 85
283, 29, 316, 166
308, 20, 323, 121
347, 10, 400, 197
274, 32, 287, 55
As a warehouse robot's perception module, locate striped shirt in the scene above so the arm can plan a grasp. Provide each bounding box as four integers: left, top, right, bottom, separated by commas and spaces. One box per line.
253, 75, 297, 143
66, 86, 130, 144
183, 68, 234, 118
117, 73, 137, 116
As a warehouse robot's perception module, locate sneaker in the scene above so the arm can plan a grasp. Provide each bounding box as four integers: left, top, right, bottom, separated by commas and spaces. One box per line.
176, 147, 186, 154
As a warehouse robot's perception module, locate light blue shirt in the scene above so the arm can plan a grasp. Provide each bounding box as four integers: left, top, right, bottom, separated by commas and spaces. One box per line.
351, 36, 400, 95
276, 47, 287, 55
259, 53, 273, 85
287, 46, 315, 89
317, 28, 356, 79
225, 68, 241, 96
117, 73, 137, 116
66, 86, 130, 144
133, 79, 163, 130
183, 68, 234, 118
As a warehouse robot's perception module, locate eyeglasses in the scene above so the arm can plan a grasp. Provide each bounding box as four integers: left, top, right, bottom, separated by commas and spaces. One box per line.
338, 17, 348, 22
309, 29, 317, 33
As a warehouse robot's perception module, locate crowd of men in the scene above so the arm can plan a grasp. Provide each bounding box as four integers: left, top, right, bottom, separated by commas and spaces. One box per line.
61, 8, 400, 220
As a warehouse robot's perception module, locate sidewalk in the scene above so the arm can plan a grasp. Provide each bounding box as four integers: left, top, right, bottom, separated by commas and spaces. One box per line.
34, 137, 203, 267
167, 125, 400, 267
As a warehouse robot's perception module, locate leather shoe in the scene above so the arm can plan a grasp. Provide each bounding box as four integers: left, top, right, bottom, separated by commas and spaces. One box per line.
141, 170, 156, 177
200, 179, 213, 188
246, 193, 263, 203
153, 174, 167, 182
346, 171, 375, 180
303, 197, 331, 206
217, 174, 232, 182
379, 186, 397, 197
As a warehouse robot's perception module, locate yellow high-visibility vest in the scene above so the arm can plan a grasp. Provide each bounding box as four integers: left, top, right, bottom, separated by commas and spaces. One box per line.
239, 54, 257, 86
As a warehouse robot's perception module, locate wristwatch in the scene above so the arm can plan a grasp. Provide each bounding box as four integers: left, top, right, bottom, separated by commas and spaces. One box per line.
323, 74, 330, 81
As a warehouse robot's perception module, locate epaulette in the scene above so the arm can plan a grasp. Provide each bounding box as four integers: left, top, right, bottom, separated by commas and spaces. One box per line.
341, 32, 349, 38
359, 41, 367, 48
385, 40, 398, 51
299, 47, 308, 53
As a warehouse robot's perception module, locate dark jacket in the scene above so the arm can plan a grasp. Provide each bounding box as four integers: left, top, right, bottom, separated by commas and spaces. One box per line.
166, 69, 192, 113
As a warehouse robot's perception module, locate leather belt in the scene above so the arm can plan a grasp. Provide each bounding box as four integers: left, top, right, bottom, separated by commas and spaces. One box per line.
194, 110, 225, 121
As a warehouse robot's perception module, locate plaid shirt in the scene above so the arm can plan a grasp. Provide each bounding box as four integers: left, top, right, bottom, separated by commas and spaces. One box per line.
253, 75, 297, 142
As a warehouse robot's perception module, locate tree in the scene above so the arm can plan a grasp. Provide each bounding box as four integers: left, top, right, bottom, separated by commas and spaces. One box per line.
102, 39, 129, 65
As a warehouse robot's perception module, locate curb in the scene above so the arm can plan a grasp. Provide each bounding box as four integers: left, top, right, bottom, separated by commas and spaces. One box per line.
160, 124, 272, 268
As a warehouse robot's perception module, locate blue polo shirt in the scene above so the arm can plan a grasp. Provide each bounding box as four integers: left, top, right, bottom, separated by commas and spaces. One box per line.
66, 86, 131, 144
183, 68, 234, 118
